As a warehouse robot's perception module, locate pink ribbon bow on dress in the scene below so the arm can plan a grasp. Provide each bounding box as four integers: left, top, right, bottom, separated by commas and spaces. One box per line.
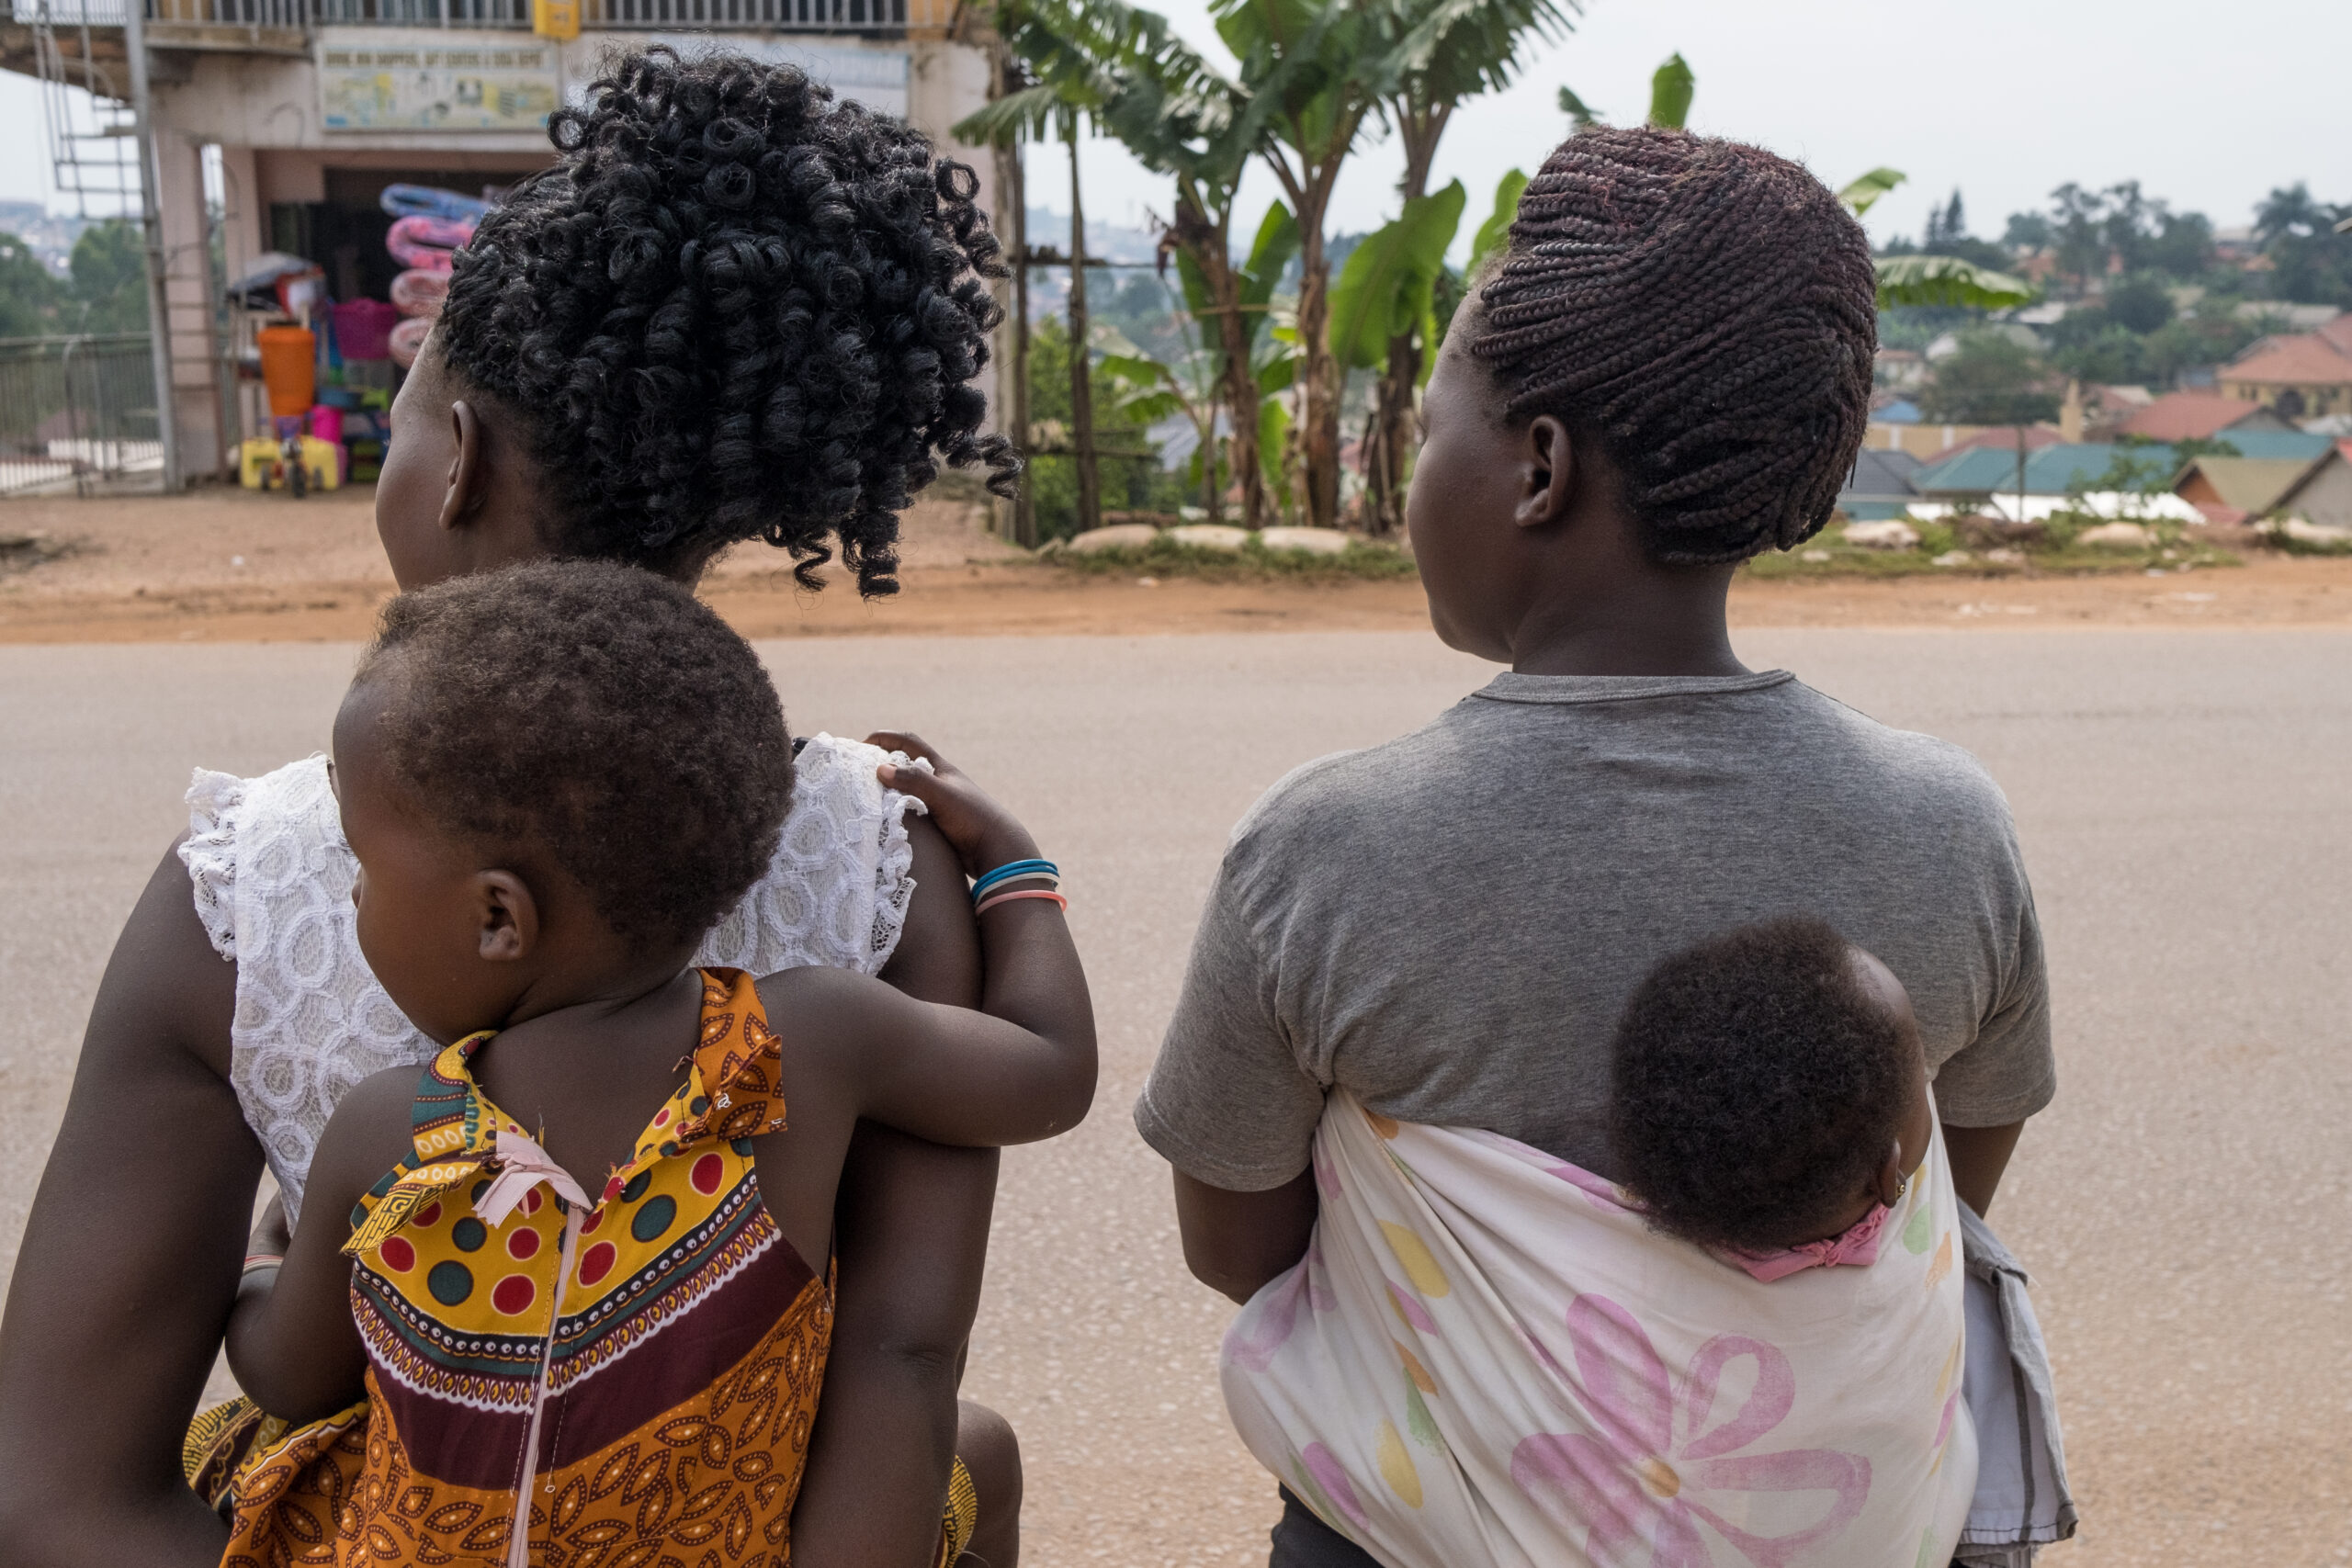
1725, 1201, 1894, 1282
474, 1126, 592, 1225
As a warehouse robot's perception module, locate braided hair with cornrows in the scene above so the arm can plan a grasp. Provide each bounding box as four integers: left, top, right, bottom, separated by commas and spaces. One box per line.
1469, 128, 1878, 564
435, 46, 1017, 594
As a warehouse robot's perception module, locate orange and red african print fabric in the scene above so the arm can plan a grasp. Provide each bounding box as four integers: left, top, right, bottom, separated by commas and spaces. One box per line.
221, 968, 833, 1568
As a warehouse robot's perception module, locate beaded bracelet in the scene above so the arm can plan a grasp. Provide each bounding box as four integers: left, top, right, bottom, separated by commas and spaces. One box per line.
974, 887, 1069, 917
971, 857, 1059, 902
243, 1253, 284, 1275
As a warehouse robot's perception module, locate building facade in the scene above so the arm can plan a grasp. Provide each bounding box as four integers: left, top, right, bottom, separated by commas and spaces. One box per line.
2, 0, 1002, 480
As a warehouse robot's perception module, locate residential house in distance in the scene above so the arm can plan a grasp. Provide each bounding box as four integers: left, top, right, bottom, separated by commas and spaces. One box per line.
2218, 316, 2352, 421
1835, 447, 1925, 521
2275, 444, 2352, 530
1873, 347, 1927, 393
2177, 443, 2351, 530
2112, 390, 2299, 443
1906, 433, 2332, 523
2175, 455, 2335, 525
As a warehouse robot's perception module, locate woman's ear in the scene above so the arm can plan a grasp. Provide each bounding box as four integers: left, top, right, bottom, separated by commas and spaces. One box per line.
437, 398, 491, 536
473, 869, 540, 963
1514, 414, 1577, 529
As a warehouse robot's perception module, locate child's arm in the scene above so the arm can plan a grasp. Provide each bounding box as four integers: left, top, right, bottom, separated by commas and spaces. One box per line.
778, 735, 1097, 1149
224, 1070, 415, 1423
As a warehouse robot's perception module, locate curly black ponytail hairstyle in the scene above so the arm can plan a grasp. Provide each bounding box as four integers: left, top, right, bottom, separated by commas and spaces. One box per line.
435, 46, 1018, 594
1470, 128, 1877, 564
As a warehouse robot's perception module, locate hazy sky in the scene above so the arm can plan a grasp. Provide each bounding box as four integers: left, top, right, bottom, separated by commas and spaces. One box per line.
1052, 0, 2347, 253
3, 0, 2342, 253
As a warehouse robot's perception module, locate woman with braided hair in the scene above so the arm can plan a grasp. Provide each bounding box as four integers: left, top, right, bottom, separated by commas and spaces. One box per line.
0, 47, 1027, 1568
1141, 128, 2054, 1568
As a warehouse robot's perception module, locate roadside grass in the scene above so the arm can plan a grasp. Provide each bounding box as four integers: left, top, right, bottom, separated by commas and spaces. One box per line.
1745, 543, 2245, 580
1747, 516, 2245, 581
1042, 535, 1419, 582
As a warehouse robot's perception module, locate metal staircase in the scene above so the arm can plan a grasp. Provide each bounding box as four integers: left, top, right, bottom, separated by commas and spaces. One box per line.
28, 2, 141, 215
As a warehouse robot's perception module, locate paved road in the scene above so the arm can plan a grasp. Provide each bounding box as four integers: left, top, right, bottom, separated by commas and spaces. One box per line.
3, 629, 2348, 1567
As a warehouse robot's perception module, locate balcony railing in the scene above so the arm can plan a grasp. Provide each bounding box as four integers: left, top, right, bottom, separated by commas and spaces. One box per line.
6, 0, 954, 28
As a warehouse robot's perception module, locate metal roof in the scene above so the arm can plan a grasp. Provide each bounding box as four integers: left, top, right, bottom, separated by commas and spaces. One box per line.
1914, 434, 2332, 496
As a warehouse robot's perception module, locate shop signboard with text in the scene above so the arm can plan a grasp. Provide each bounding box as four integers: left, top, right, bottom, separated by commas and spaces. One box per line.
321, 33, 560, 132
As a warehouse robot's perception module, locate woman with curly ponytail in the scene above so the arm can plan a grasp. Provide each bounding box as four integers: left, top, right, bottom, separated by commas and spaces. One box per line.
0, 47, 1024, 1568
423, 44, 1019, 593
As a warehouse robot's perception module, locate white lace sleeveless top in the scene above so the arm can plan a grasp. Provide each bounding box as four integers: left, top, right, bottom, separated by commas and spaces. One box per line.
178, 733, 921, 1221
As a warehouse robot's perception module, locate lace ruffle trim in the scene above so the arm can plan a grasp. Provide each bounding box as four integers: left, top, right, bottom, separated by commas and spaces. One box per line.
179, 767, 248, 961
867, 752, 929, 966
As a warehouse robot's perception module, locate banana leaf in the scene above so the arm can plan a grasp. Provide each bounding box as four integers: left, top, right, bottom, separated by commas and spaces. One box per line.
1466, 168, 1527, 278
1873, 254, 2037, 310
1646, 52, 1693, 130
1238, 201, 1300, 356
1327, 178, 1466, 370
1838, 167, 1906, 218
1258, 395, 1290, 489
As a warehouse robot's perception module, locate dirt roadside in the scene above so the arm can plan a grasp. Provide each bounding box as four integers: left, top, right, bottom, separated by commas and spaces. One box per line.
4, 486, 2349, 642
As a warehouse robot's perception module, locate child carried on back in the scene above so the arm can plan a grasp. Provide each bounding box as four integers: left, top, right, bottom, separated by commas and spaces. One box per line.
219, 560, 1093, 1567
1222, 917, 1972, 1568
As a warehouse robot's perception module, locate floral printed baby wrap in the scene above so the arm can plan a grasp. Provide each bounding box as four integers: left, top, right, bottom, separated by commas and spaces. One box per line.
1222, 1092, 1975, 1568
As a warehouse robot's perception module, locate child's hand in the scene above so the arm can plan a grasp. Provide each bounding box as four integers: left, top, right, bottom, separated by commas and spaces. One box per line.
867, 732, 1043, 883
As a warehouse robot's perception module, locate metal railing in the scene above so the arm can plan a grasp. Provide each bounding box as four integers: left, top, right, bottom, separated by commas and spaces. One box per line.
2, 0, 305, 27
3, 0, 952, 26
0, 334, 164, 498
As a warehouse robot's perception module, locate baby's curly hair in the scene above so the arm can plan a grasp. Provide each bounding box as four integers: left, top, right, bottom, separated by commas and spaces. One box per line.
1609, 918, 1915, 1254
435, 46, 1017, 594
1470, 127, 1877, 564
352, 561, 795, 953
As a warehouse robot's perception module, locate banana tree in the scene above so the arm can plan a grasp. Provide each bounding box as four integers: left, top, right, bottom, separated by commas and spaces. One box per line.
1164, 201, 1300, 522
1357, 0, 1576, 533
1097, 326, 1226, 517
979, 0, 1294, 525
1330, 178, 1463, 531
1214, 0, 1399, 531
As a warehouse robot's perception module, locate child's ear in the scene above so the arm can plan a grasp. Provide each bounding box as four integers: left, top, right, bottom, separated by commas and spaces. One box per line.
1514, 415, 1576, 528
1871, 1140, 1910, 1209
473, 870, 539, 963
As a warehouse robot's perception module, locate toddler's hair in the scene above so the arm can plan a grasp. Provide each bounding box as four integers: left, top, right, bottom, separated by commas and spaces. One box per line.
435, 45, 1017, 594
1609, 917, 1912, 1253
353, 560, 794, 953
1470, 127, 1877, 565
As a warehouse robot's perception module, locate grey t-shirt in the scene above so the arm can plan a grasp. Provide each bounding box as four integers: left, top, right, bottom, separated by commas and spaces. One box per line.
1136, 670, 2053, 1192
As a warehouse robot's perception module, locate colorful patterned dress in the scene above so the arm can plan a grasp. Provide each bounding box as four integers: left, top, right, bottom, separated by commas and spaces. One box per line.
221, 968, 834, 1568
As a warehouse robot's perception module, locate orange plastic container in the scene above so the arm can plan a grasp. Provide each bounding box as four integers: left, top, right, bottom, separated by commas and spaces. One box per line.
257, 326, 317, 418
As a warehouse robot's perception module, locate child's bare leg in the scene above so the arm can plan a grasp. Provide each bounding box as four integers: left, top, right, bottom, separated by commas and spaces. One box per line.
956, 1399, 1021, 1568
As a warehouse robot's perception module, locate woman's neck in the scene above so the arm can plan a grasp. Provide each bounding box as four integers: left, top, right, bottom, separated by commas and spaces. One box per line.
1508, 565, 1746, 678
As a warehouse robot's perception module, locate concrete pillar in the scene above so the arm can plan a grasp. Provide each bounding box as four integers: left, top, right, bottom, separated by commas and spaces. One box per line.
909, 35, 1016, 457
154, 132, 226, 478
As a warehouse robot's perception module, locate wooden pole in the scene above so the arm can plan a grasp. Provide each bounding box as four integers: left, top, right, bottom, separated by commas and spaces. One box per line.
1066, 131, 1101, 536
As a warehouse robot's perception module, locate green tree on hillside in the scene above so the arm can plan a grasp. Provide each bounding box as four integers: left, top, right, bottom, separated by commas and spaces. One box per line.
1919, 332, 2060, 425
68, 220, 150, 333
0, 233, 62, 338
2255, 184, 2352, 307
